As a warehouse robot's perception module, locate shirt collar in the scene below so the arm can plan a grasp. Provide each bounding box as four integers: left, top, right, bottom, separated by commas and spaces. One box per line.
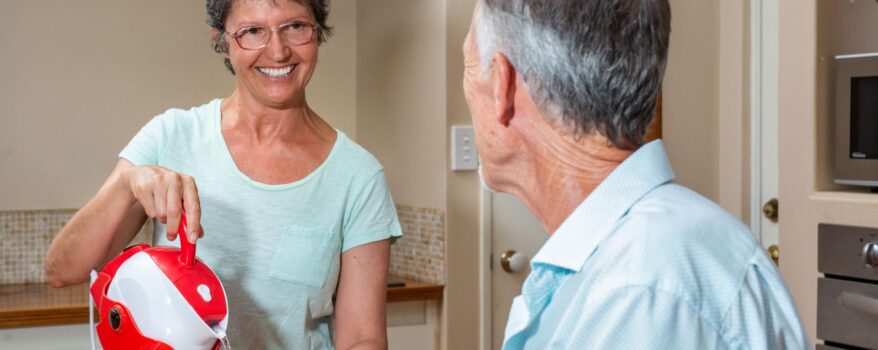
530, 140, 676, 272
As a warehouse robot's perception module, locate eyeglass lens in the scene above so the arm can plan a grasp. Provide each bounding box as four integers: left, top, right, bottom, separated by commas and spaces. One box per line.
235, 22, 314, 49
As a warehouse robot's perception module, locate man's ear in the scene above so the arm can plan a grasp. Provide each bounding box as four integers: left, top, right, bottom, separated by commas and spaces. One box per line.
490, 52, 516, 127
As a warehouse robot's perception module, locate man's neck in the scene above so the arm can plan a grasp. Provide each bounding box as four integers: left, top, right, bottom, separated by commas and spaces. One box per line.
511, 130, 633, 236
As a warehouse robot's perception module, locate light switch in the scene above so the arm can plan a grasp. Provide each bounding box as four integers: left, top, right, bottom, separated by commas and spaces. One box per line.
451, 125, 478, 171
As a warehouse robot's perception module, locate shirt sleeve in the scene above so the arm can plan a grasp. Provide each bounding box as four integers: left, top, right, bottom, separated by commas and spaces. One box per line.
532, 259, 810, 350
535, 285, 732, 350
118, 113, 170, 167
718, 253, 811, 350
341, 170, 403, 252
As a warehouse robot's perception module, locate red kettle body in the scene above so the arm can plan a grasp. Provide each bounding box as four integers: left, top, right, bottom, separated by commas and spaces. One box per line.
90, 213, 229, 350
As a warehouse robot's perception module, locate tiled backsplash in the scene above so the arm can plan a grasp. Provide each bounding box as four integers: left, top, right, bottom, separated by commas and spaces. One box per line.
0, 209, 153, 285
390, 205, 446, 285
1, 205, 446, 286
0, 210, 73, 285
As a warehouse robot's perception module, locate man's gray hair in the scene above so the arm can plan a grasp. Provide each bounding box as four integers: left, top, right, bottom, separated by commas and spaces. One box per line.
477, 0, 670, 148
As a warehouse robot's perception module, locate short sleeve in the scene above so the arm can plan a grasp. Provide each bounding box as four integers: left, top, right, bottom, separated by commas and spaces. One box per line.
341, 170, 402, 252
118, 113, 170, 167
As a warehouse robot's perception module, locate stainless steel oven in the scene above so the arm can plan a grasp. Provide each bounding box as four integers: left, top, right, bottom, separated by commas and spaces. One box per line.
818, 224, 878, 349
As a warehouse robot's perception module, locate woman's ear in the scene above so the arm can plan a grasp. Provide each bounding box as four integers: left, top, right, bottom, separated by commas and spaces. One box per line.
491, 52, 516, 127
210, 28, 228, 56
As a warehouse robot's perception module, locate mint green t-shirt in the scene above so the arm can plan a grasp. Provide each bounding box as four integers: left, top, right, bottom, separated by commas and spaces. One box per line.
119, 99, 403, 349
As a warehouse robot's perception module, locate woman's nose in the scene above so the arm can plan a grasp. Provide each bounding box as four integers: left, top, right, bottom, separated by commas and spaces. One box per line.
265, 31, 292, 61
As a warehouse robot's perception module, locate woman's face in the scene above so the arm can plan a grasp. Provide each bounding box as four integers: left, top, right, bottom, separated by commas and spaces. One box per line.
224, 0, 318, 107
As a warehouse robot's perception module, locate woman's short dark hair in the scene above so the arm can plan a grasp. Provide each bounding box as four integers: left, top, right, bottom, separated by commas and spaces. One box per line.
206, 0, 333, 74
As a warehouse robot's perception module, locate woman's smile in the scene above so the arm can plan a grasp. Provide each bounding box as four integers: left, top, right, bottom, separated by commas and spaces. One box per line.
256, 64, 297, 79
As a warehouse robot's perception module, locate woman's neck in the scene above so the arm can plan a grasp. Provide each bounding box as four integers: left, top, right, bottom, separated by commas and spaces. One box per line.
222, 89, 329, 145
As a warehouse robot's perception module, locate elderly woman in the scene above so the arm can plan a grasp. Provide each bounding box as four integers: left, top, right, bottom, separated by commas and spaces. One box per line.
44, 0, 401, 348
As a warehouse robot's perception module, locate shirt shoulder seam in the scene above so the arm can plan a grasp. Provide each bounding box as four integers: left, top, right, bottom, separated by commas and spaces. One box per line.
715, 244, 763, 344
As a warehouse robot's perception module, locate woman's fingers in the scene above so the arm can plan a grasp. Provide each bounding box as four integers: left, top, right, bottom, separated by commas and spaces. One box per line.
165, 175, 183, 242
153, 173, 171, 224
182, 175, 202, 244
126, 166, 202, 244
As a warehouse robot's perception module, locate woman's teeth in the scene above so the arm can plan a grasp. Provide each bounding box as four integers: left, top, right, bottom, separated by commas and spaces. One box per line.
257, 65, 294, 78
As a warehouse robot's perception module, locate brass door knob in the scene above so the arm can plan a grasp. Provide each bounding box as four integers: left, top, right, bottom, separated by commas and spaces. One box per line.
500, 250, 529, 273
768, 245, 780, 265
762, 198, 779, 222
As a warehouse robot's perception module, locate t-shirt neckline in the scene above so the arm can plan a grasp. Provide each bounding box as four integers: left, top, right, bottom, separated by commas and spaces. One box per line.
212, 98, 343, 191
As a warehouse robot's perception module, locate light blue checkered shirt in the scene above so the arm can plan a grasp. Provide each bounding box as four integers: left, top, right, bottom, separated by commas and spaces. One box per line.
502, 140, 809, 350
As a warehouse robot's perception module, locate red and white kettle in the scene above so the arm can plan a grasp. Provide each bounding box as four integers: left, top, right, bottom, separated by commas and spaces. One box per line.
89, 211, 229, 350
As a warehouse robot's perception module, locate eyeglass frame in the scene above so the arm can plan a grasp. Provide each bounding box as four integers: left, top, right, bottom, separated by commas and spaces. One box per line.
224, 21, 320, 50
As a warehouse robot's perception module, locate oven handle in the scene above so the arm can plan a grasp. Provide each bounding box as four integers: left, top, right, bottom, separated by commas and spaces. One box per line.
840, 291, 878, 318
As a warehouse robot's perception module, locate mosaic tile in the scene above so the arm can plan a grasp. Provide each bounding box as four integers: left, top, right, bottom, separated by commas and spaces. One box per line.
1, 205, 446, 286
390, 205, 446, 285
0, 210, 153, 285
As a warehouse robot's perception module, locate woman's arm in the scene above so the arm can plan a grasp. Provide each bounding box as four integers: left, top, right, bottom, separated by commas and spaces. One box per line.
45, 159, 143, 287
45, 159, 203, 287
334, 239, 391, 350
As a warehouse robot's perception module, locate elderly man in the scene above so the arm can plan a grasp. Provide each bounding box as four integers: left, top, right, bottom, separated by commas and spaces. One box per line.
463, 1, 809, 349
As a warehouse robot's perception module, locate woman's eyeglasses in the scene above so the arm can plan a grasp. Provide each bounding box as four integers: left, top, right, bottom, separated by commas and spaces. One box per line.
227, 21, 317, 50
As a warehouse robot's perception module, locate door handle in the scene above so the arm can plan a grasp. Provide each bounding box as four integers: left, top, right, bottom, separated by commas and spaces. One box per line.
768, 245, 779, 265
500, 250, 529, 273
840, 291, 878, 318
762, 198, 778, 222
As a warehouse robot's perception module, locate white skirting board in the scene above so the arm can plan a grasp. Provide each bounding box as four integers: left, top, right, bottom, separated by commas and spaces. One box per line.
0, 324, 100, 350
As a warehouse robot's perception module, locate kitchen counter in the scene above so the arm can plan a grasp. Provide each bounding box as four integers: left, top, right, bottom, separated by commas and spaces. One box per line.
0, 278, 443, 329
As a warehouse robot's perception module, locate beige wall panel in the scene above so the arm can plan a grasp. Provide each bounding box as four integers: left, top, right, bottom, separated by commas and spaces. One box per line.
443, 1, 480, 349
718, 0, 748, 219
778, 0, 819, 339
356, 0, 447, 210
309, 0, 358, 139
781, 0, 878, 344
663, 0, 720, 201
0, 1, 357, 210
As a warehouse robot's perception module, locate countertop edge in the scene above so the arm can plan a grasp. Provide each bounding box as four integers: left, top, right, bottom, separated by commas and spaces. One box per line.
0, 279, 444, 329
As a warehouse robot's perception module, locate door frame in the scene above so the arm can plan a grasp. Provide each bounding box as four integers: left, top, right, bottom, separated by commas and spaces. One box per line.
479, 188, 493, 350
749, 0, 764, 239
749, 0, 779, 244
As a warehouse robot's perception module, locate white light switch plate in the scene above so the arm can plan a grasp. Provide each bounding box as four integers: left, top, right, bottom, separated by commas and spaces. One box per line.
451, 125, 478, 171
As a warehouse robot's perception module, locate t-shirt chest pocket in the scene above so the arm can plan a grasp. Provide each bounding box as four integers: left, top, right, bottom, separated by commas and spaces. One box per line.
268, 224, 338, 288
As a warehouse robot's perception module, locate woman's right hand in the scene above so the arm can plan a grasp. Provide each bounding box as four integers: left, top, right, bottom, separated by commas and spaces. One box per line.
124, 165, 203, 244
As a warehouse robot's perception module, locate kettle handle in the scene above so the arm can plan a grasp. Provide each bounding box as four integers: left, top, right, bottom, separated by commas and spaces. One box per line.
178, 209, 196, 267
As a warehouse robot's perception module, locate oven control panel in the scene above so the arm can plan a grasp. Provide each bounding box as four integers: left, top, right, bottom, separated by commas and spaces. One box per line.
865, 241, 878, 268
818, 224, 878, 349
818, 224, 878, 282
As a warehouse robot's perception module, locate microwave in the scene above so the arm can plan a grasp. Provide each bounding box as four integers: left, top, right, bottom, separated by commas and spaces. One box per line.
834, 54, 878, 188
